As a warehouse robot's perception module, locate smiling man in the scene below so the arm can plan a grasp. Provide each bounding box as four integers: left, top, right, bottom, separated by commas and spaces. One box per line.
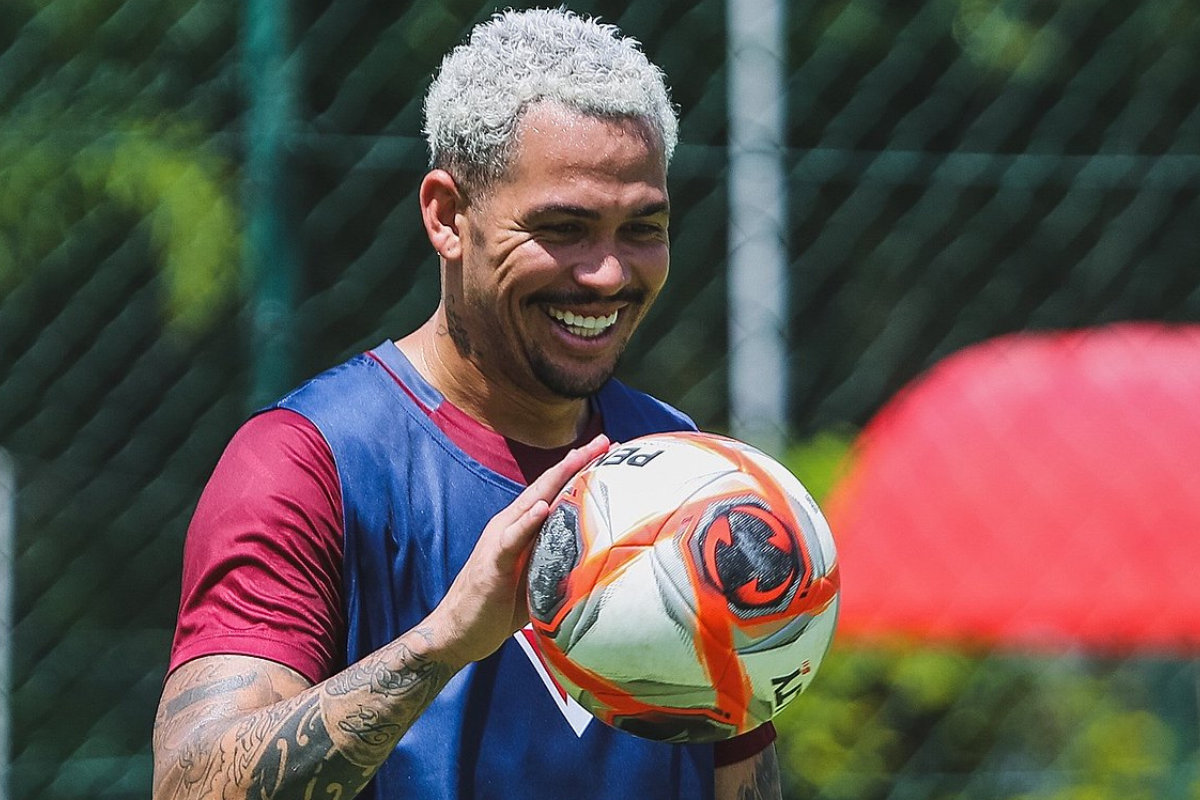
152, 9, 779, 800
412, 102, 672, 443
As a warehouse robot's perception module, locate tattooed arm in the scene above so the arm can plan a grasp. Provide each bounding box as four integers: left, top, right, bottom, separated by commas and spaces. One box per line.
714, 743, 783, 800
153, 434, 612, 800
152, 630, 452, 800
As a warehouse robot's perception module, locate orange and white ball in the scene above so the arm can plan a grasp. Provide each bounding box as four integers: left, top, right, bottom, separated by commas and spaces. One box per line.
526, 431, 840, 743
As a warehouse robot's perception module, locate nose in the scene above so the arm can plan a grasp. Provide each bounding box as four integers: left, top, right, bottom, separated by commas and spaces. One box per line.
573, 243, 631, 297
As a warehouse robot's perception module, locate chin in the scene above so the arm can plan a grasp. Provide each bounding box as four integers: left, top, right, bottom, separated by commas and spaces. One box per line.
531, 358, 617, 399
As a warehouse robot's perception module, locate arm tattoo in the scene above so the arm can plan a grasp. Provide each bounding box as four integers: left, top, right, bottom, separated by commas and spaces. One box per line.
165, 674, 256, 717
339, 705, 402, 749
326, 639, 443, 700
155, 634, 455, 800
323, 639, 449, 764
737, 746, 782, 800
241, 693, 372, 800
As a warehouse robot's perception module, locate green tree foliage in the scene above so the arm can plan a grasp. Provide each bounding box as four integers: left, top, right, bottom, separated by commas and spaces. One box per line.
774, 643, 1189, 800
1, 124, 240, 335
0, 0, 240, 337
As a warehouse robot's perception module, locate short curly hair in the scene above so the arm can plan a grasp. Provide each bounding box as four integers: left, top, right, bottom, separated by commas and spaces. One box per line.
423, 8, 679, 197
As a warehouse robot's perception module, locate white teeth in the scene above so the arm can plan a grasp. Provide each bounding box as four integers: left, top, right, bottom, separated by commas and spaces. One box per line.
547, 307, 619, 337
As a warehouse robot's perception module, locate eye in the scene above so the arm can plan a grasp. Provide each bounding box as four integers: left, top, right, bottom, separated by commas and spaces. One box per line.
536, 221, 585, 240
623, 221, 668, 241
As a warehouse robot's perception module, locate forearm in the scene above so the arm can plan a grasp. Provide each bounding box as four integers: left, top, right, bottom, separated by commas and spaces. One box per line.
153, 626, 457, 800
714, 742, 782, 800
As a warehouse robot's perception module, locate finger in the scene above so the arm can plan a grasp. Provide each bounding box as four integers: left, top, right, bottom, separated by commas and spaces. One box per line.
526, 434, 611, 500
495, 498, 550, 563
490, 435, 610, 532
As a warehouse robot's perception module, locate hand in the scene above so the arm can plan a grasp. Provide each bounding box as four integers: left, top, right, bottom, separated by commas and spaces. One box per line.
426, 434, 611, 668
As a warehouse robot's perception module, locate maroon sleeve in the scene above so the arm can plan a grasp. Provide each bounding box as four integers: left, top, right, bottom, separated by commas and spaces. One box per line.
713, 722, 777, 766
168, 408, 345, 685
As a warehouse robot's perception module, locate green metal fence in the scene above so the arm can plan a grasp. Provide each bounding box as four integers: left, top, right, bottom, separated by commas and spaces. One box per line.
1, 0, 1197, 797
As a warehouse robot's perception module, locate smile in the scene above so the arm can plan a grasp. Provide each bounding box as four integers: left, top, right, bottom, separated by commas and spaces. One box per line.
546, 306, 619, 338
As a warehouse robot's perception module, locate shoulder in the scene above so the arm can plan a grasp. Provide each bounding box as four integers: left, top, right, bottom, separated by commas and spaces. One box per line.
271, 349, 422, 464
274, 351, 388, 416
236, 406, 333, 457
202, 409, 337, 508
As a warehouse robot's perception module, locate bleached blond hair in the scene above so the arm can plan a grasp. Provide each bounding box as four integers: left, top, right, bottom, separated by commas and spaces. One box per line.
423, 8, 679, 197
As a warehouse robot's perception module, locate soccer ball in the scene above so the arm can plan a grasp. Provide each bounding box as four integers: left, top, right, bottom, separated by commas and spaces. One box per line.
526, 430, 840, 743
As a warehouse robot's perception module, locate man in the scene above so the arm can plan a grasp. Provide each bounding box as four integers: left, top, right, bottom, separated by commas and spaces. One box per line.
153, 9, 781, 799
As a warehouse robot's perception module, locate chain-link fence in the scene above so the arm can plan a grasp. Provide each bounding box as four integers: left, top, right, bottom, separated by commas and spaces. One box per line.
1, 0, 1198, 797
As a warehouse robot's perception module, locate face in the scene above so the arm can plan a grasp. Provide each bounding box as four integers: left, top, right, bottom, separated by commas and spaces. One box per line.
446, 104, 671, 401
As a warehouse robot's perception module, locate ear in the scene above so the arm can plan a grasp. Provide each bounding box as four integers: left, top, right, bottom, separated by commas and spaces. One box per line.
420, 169, 465, 261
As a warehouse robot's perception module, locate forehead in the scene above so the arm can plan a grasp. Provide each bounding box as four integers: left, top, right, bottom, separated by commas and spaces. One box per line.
496, 104, 668, 199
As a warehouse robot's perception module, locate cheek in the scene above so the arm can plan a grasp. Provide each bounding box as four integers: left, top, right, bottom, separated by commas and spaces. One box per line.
462, 251, 549, 339
452, 267, 488, 321
494, 246, 562, 302
638, 250, 670, 297
651, 256, 670, 289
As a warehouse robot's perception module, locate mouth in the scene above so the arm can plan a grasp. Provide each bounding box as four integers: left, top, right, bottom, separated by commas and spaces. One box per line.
545, 306, 620, 339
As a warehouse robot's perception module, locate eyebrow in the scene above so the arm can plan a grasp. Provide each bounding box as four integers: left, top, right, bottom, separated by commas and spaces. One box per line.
529, 201, 671, 220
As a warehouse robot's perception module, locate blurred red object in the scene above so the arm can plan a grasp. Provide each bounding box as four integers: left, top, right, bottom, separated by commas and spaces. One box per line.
826, 323, 1200, 653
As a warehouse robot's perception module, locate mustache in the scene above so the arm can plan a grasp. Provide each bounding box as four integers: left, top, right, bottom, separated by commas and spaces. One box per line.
528, 288, 648, 306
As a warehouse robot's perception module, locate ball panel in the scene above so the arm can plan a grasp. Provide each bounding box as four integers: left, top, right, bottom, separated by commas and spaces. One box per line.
687, 491, 806, 620
741, 599, 839, 716
527, 500, 582, 625
578, 439, 740, 545
538, 634, 732, 742
563, 551, 710, 688
740, 447, 838, 578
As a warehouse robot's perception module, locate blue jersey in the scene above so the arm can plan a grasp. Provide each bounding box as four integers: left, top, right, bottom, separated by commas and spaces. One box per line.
275, 342, 714, 800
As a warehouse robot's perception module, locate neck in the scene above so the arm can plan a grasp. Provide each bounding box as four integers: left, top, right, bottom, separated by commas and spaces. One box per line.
395, 315, 590, 448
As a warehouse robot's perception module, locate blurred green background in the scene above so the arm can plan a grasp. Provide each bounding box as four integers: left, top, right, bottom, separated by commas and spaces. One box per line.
1, 0, 1198, 797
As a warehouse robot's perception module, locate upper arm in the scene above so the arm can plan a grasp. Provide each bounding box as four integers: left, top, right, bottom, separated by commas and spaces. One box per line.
170, 409, 345, 684
152, 654, 312, 777
714, 742, 782, 800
